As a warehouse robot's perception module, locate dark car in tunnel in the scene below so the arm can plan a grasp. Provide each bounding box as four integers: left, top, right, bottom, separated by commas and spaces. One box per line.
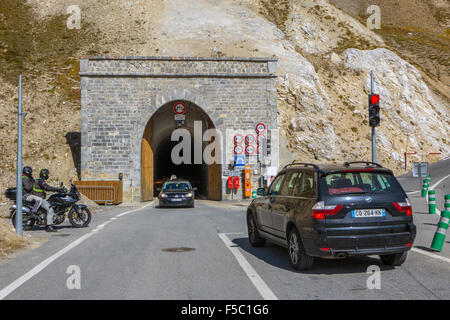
157, 180, 196, 208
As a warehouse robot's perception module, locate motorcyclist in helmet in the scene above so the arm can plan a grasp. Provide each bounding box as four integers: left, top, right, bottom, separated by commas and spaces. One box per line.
32, 169, 66, 232
22, 166, 43, 216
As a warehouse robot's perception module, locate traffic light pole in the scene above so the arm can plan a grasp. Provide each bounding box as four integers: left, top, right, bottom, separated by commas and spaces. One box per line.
371, 71, 377, 163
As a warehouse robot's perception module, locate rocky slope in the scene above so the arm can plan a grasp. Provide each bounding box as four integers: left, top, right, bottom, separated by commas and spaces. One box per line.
0, 0, 448, 211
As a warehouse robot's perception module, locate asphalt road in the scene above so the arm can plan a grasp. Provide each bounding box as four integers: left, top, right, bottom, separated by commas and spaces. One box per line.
0, 159, 448, 300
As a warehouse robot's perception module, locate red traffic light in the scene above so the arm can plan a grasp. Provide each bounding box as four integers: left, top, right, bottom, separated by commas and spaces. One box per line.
370, 94, 380, 105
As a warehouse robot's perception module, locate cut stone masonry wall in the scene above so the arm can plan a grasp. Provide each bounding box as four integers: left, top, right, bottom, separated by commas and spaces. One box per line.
80, 56, 278, 202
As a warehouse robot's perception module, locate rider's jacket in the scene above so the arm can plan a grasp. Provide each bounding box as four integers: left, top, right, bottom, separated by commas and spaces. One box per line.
31, 178, 60, 199
22, 175, 35, 197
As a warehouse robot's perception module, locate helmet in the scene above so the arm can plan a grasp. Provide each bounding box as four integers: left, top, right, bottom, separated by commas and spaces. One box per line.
22, 166, 32, 177
39, 169, 50, 180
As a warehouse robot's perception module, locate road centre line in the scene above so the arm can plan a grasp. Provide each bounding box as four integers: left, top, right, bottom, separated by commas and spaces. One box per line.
218, 233, 278, 300
0, 202, 153, 300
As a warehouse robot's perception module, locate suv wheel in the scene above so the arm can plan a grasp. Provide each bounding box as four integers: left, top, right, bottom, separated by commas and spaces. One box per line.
247, 213, 266, 247
288, 228, 314, 271
380, 251, 408, 266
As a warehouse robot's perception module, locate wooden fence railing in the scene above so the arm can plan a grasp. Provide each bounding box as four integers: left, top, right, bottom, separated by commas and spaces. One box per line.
74, 181, 123, 205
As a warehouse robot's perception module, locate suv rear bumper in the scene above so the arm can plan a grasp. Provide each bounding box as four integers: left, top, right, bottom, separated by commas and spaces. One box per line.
306, 223, 416, 257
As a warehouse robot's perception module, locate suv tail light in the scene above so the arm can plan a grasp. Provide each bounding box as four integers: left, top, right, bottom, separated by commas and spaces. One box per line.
312, 201, 343, 220
393, 199, 412, 216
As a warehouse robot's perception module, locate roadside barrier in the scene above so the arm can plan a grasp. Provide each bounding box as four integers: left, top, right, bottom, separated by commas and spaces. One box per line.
430, 209, 450, 252
428, 190, 436, 214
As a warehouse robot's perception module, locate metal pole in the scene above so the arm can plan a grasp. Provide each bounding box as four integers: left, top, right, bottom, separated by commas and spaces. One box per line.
16, 75, 23, 236
371, 71, 376, 163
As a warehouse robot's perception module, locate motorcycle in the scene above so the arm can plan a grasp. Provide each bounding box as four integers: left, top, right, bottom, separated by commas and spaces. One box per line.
5, 183, 91, 230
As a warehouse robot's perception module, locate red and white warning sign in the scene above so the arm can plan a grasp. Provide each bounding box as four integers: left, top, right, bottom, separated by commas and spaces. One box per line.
255, 122, 266, 134
234, 145, 244, 155
173, 102, 186, 114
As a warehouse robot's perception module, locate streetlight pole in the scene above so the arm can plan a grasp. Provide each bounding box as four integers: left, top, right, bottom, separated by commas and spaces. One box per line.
15, 75, 23, 236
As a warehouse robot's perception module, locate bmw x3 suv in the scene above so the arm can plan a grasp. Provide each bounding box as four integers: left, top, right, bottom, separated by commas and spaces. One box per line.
247, 162, 416, 271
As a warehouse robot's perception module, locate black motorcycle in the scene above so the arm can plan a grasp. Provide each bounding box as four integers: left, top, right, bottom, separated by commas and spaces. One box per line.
5, 183, 91, 230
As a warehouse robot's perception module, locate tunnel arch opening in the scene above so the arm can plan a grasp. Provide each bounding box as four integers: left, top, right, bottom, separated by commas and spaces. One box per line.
141, 100, 222, 201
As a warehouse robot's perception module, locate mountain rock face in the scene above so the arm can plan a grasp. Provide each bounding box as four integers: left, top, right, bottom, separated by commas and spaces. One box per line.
0, 0, 448, 207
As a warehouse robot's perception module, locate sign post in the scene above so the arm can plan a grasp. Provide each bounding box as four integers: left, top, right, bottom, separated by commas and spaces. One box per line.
413, 162, 428, 191
370, 71, 377, 163
256, 123, 266, 188
15, 75, 23, 236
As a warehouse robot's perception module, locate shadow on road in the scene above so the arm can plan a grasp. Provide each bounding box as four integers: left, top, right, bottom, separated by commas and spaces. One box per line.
414, 246, 437, 253
232, 237, 395, 275
423, 222, 438, 227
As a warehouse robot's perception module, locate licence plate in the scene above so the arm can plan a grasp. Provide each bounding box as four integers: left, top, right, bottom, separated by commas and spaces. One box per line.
169, 198, 183, 202
351, 209, 386, 218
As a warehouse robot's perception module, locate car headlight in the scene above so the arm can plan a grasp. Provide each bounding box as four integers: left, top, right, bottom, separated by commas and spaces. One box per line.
186, 192, 193, 197
160, 193, 167, 198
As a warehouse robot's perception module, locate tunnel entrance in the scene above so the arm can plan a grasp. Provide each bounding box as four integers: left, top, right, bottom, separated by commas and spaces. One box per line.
141, 101, 222, 201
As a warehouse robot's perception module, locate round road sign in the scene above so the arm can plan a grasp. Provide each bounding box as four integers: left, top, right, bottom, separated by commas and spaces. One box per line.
257, 134, 266, 144
173, 102, 186, 114
234, 134, 244, 145
256, 122, 266, 134
245, 134, 255, 145
234, 145, 244, 155
245, 145, 255, 155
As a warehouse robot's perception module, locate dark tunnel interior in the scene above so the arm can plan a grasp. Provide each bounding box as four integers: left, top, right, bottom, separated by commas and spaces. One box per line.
153, 135, 208, 198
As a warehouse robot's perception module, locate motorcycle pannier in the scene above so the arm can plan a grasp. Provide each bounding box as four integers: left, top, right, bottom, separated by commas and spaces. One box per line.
5, 187, 17, 201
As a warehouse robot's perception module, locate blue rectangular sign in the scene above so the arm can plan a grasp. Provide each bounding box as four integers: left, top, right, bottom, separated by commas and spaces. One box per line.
234, 155, 245, 167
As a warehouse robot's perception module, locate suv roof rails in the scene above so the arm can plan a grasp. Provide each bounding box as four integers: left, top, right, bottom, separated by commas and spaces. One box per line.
283, 162, 320, 170
343, 161, 384, 168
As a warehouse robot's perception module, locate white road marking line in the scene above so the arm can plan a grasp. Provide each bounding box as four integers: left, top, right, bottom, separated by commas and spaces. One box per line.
406, 174, 449, 197
411, 248, 450, 265
0, 202, 153, 300
93, 221, 111, 232
430, 174, 450, 191
218, 233, 278, 300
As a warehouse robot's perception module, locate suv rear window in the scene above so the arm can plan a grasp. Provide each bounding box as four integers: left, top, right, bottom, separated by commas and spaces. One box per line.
319, 171, 403, 196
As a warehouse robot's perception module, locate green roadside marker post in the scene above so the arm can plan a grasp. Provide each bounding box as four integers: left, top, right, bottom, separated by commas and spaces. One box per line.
428, 190, 436, 214
431, 210, 450, 252
421, 179, 429, 197
252, 190, 256, 199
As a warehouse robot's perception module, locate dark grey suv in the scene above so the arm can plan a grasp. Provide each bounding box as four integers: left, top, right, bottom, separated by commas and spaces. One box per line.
247, 162, 416, 271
